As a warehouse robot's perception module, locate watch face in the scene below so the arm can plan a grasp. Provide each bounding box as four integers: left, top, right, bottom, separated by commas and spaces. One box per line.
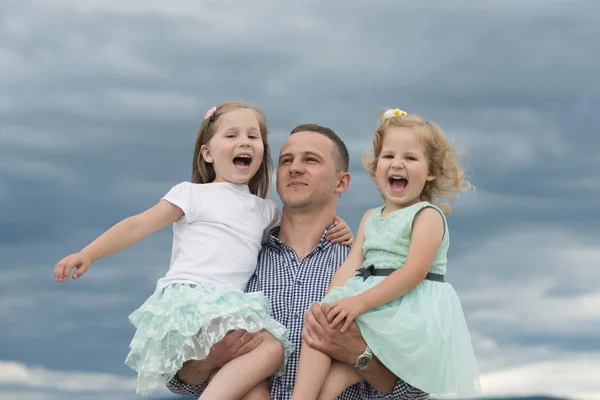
356, 355, 370, 369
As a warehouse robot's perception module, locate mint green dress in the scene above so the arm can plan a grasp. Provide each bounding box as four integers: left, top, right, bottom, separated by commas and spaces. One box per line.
323, 202, 481, 396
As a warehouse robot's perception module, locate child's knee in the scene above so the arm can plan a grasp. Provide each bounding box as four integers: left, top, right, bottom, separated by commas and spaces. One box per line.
260, 333, 284, 365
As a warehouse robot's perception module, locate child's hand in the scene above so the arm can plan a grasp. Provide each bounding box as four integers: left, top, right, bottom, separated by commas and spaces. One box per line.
326, 216, 354, 246
323, 296, 367, 333
54, 252, 93, 282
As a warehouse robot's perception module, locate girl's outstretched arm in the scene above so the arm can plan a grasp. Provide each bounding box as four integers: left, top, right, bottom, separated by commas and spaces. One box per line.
358, 207, 444, 310
54, 200, 183, 282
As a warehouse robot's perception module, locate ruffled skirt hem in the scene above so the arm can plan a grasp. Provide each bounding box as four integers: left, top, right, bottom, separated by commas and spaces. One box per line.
124, 283, 293, 396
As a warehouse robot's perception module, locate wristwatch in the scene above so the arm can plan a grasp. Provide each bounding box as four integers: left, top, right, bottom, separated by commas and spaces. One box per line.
354, 345, 373, 370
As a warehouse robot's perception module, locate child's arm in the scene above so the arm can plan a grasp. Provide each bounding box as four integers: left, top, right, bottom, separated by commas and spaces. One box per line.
54, 200, 184, 282
326, 210, 371, 291
358, 207, 444, 308
326, 207, 444, 331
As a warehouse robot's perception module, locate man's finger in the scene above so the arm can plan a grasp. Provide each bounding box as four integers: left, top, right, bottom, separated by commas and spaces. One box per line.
223, 329, 245, 346
237, 333, 263, 356
241, 331, 257, 345
312, 303, 335, 333
341, 317, 353, 333
304, 309, 323, 337
302, 327, 316, 347
303, 322, 318, 341
331, 312, 346, 329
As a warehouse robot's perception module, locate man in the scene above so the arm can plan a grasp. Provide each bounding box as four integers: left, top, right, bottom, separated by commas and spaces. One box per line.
167, 124, 429, 399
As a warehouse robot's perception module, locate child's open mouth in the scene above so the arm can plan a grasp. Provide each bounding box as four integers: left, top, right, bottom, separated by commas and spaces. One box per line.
388, 176, 408, 193
233, 154, 252, 170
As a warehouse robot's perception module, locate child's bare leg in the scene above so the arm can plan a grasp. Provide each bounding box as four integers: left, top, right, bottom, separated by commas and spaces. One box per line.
290, 340, 332, 400
199, 332, 283, 400
241, 379, 270, 400
317, 361, 362, 400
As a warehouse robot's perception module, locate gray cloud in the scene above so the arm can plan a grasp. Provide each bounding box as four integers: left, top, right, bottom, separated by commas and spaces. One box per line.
1, 0, 599, 397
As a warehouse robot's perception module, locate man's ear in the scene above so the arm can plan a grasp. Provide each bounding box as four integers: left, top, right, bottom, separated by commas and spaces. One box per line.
335, 172, 351, 194
200, 145, 214, 163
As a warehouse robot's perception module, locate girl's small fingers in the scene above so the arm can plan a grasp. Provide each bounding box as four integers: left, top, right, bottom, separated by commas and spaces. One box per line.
327, 308, 338, 323
327, 225, 343, 236
340, 232, 352, 242
327, 232, 344, 243
331, 312, 346, 329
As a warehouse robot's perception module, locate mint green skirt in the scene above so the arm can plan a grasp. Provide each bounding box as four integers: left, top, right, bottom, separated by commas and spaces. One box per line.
124, 283, 292, 396
323, 276, 481, 396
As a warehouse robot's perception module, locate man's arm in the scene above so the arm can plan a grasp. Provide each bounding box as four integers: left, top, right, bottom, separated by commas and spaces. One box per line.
303, 303, 429, 399
166, 330, 263, 396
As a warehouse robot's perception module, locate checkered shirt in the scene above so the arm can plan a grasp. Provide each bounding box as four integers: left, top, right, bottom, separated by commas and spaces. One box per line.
166, 227, 429, 400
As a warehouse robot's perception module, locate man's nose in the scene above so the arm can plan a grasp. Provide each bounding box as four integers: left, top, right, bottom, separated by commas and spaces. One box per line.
289, 159, 304, 174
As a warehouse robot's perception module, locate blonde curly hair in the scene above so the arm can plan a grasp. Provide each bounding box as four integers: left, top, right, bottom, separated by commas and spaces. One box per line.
362, 110, 471, 215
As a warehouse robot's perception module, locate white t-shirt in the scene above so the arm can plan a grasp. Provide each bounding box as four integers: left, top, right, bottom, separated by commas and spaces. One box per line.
156, 181, 281, 292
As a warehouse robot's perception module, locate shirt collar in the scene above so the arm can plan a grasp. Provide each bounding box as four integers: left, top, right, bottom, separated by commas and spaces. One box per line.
265, 224, 335, 252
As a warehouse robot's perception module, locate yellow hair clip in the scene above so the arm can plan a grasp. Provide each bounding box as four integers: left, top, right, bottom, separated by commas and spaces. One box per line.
383, 108, 407, 120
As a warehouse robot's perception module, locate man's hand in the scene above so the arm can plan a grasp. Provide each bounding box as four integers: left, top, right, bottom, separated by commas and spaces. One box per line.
303, 303, 399, 394
302, 302, 365, 365
209, 329, 264, 368
176, 330, 263, 385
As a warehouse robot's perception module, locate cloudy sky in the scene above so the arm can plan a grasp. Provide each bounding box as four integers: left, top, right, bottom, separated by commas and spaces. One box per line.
1, 0, 599, 399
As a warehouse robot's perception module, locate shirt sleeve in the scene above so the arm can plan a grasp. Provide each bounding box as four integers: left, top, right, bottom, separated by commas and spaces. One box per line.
161, 182, 200, 223
362, 378, 430, 400
261, 199, 281, 244
165, 375, 208, 397
246, 271, 261, 293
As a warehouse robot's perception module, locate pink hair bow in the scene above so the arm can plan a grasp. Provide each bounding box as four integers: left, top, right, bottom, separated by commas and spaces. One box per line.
204, 106, 217, 120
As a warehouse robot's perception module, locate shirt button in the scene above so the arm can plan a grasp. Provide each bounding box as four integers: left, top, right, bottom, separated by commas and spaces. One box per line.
294, 312, 301, 318
287, 384, 293, 392
295, 280, 302, 286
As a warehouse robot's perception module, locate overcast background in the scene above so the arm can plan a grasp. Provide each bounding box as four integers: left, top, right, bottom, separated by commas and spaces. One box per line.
1, 1, 599, 399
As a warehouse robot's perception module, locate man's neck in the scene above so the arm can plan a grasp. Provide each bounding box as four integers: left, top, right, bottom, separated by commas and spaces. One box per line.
278, 207, 336, 261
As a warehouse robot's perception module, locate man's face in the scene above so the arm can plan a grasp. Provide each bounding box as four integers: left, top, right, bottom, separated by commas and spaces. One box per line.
276, 131, 347, 210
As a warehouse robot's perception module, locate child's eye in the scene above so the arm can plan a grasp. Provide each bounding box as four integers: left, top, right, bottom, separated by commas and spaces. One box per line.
407, 156, 417, 161
382, 154, 393, 159
249, 135, 259, 139
226, 134, 236, 138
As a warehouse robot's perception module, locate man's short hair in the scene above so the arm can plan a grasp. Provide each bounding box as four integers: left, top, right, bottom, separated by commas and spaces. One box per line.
289, 124, 349, 172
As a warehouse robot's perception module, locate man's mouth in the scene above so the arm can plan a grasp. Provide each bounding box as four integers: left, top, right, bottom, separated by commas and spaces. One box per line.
388, 176, 408, 192
233, 154, 252, 169
288, 180, 307, 188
